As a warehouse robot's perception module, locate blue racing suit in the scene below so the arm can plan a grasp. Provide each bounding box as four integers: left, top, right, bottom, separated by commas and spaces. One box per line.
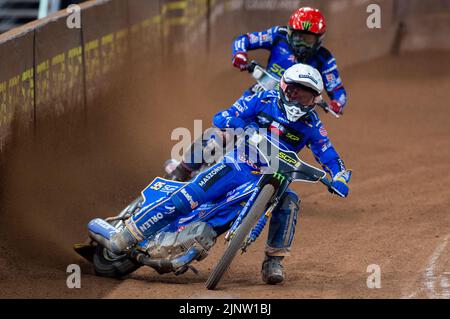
127, 91, 349, 257
233, 26, 348, 108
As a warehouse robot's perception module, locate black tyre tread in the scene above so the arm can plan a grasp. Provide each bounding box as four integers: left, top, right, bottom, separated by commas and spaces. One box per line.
206, 184, 275, 290
93, 245, 140, 278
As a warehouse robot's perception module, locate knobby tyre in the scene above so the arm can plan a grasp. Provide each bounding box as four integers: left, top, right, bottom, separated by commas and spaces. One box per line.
206, 184, 275, 290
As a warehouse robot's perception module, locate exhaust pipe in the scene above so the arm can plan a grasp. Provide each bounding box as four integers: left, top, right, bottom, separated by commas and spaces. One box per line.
88, 219, 137, 254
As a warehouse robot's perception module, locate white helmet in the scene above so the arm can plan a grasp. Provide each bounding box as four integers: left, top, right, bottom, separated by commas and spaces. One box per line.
279, 63, 324, 122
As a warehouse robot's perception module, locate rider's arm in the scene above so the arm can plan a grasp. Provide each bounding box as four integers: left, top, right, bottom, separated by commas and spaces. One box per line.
213, 93, 265, 129
232, 26, 284, 56
308, 122, 351, 197
308, 120, 347, 179
319, 49, 348, 109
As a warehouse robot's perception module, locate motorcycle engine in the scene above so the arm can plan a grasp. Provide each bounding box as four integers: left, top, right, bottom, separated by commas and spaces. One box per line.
145, 221, 217, 262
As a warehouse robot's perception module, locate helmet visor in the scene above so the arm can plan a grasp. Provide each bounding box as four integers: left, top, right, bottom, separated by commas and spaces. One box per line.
289, 30, 318, 49
280, 80, 316, 109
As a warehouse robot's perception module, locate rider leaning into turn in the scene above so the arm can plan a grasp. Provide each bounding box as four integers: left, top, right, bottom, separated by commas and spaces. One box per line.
92, 63, 352, 285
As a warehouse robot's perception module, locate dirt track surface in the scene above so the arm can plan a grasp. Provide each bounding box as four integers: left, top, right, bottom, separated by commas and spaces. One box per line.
1, 49, 450, 298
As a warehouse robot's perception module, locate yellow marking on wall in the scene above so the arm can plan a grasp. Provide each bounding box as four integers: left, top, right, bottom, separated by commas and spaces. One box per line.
0, 81, 6, 93
21, 68, 34, 82
21, 69, 34, 113
68, 46, 82, 58
162, 1, 189, 15
0, 80, 7, 131
152, 15, 161, 24
37, 60, 50, 74
52, 53, 65, 66
85, 39, 99, 51
36, 57, 50, 106
101, 33, 114, 46
116, 28, 128, 40
141, 18, 152, 29
160, 0, 209, 30
169, 16, 189, 26
8, 76, 19, 88
0, 92, 12, 129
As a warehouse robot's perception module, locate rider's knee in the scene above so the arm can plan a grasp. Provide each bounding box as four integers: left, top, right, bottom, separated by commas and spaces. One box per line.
171, 186, 203, 215
266, 192, 300, 253
182, 128, 223, 167
279, 192, 301, 213
269, 192, 300, 228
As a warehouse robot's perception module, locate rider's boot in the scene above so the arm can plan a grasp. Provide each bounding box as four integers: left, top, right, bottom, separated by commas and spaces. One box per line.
88, 185, 202, 254
261, 255, 285, 285
88, 203, 178, 255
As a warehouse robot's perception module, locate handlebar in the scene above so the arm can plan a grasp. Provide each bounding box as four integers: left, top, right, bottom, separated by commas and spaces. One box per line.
320, 176, 348, 198
244, 60, 258, 73
320, 177, 338, 195
316, 100, 340, 119
320, 177, 333, 189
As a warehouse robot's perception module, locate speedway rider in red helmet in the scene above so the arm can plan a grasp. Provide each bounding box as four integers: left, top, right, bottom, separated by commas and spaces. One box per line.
232, 7, 347, 114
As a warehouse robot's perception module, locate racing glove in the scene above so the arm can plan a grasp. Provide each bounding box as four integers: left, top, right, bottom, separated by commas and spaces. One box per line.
329, 100, 344, 114
232, 52, 249, 71
331, 170, 352, 198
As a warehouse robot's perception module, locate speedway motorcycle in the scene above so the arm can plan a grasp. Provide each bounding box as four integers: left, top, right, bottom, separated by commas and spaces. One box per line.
74, 129, 340, 290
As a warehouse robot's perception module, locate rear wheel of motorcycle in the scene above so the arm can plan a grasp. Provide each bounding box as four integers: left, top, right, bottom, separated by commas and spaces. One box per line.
206, 184, 275, 290
93, 245, 140, 278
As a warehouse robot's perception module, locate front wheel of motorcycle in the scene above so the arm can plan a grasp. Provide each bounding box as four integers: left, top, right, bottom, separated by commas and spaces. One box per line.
206, 184, 275, 290
93, 245, 140, 278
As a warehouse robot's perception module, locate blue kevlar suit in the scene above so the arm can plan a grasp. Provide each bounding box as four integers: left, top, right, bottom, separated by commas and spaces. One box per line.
233, 26, 348, 107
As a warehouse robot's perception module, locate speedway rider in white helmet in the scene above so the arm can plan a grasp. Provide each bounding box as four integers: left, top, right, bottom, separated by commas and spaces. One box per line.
279, 63, 324, 121
89, 64, 352, 285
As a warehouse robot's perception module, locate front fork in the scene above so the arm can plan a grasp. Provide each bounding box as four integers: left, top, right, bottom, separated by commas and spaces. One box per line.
241, 200, 278, 252
225, 173, 292, 251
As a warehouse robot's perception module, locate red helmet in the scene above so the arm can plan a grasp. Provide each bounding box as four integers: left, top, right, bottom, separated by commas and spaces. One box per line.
288, 7, 326, 61
289, 7, 326, 35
